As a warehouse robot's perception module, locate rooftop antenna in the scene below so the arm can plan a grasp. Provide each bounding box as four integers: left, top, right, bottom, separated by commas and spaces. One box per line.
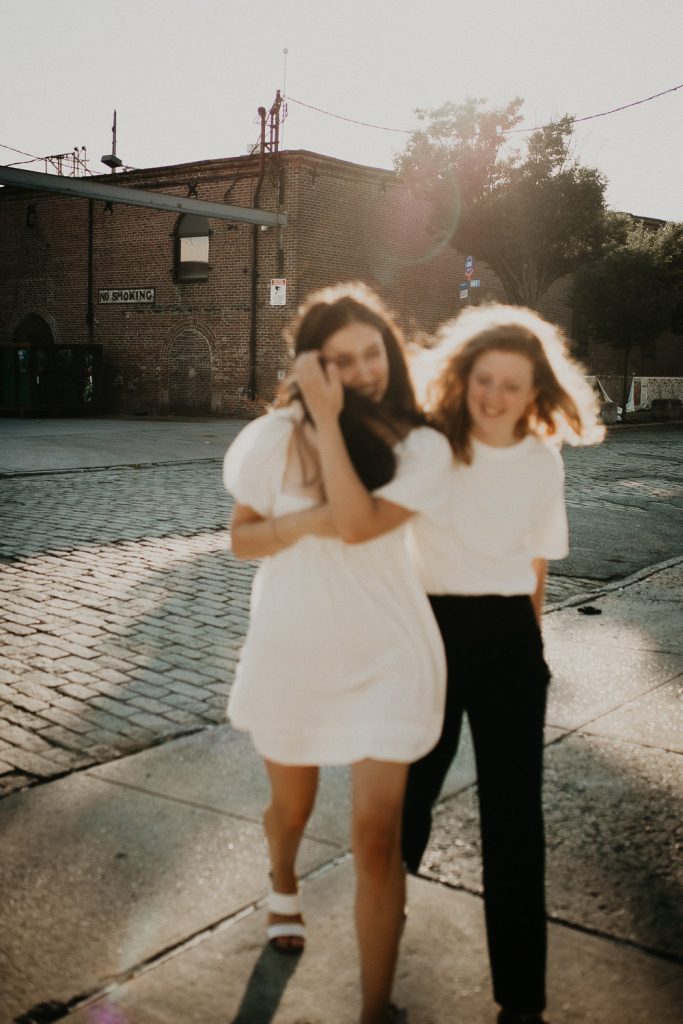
101, 110, 123, 172
281, 48, 288, 150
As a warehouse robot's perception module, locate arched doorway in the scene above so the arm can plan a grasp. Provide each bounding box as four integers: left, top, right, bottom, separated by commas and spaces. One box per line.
1, 313, 101, 414
13, 312, 54, 347
166, 330, 212, 415
0, 314, 54, 409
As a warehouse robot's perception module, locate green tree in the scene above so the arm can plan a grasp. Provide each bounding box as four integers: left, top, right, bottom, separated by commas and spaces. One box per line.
649, 221, 683, 334
572, 216, 682, 414
396, 99, 610, 306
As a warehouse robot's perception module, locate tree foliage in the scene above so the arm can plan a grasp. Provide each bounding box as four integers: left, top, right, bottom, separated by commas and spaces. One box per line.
573, 216, 683, 351
648, 221, 683, 335
395, 99, 610, 306
571, 216, 683, 411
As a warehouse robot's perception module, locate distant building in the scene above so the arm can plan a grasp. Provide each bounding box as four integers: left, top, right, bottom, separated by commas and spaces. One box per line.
1, 150, 681, 416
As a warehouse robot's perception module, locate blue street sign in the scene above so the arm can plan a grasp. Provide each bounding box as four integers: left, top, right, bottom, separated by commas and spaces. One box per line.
470, 279, 481, 288
460, 282, 469, 289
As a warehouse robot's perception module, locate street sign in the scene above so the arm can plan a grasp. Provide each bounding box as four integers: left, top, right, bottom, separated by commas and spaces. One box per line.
465, 255, 474, 279
270, 278, 287, 306
459, 288, 468, 299
470, 279, 481, 288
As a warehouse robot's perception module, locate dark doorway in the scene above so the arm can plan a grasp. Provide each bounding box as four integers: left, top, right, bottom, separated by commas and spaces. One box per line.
13, 313, 54, 347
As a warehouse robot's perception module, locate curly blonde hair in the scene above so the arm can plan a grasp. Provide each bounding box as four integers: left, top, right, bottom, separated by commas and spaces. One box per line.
424, 304, 604, 464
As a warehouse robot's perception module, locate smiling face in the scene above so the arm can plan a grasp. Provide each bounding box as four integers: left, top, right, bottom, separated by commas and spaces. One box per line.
466, 348, 537, 446
321, 321, 390, 403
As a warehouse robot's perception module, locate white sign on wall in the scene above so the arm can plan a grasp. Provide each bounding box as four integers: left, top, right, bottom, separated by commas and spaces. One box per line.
99, 288, 155, 304
270, 278, 287, 306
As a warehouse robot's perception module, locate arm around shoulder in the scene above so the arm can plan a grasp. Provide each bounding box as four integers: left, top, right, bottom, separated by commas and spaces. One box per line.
332, 426, 454, 545
230, 502, 338, 560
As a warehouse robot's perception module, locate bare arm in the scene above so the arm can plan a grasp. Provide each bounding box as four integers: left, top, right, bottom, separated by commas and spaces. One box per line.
531, 558, 548, 626
295, 354, 413, 543
230, 502, 337, 560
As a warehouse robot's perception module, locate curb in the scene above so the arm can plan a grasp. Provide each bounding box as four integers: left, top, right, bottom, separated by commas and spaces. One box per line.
545, 555, 683, 614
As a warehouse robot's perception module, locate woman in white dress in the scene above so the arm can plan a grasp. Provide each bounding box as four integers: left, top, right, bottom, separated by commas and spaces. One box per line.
224, 282, 452, 1024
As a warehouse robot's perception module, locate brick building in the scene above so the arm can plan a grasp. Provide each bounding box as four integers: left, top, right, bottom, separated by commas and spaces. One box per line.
0, 149, 681, 416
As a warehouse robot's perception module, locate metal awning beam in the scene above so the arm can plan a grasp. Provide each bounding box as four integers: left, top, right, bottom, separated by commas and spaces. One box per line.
0, 165, 287, 226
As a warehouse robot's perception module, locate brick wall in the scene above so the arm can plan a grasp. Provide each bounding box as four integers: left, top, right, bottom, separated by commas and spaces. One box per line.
1, 150, 681, 417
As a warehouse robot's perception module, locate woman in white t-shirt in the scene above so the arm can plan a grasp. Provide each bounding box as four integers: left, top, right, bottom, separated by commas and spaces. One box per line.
402, 304, 603, 1024
224, 283, 452, 1024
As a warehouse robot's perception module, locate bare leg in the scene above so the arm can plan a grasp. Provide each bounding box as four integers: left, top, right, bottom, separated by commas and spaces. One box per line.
264, 759, 319, 951
352, 759, 408, 1024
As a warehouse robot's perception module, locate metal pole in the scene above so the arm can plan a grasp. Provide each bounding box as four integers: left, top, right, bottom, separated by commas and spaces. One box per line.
0, 165, 288, 227
248, 108, 268, 400
87, 199, 94, 342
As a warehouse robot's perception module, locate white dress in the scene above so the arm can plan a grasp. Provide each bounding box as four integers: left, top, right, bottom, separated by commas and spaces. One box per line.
223, 405, 452, 766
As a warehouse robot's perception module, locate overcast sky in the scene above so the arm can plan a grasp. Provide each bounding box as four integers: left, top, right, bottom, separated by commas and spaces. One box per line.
2, 0, 681, 221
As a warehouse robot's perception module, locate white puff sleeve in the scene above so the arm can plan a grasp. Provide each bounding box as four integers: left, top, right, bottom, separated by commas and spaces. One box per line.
222, 410, 294, 518
374, 426, 453, 518
528, 446, 569, 560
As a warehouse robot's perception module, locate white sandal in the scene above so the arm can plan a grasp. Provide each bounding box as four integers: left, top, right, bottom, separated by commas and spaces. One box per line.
266, 887, 306, 955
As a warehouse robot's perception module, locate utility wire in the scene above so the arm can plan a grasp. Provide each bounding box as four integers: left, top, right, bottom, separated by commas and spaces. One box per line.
287, 96, 412, 133
3, 82, 680, 173
286, 82, 683, 136
505, 82, 683, 133
0, 142, 93, 174
0, 142, 135, 176
0, 142, 43, 160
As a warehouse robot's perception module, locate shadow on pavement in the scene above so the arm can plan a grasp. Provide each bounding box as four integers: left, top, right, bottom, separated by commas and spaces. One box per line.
0, 540, 250, 797
420, 724, 683, 960
230, 945, 301, 1023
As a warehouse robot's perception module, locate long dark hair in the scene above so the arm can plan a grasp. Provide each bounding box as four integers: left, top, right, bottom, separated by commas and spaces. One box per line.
277, 282, 426, 489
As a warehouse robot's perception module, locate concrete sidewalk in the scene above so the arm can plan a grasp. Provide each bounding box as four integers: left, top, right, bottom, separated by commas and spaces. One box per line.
1, 564, 681, 1023
0, 417, 245, 476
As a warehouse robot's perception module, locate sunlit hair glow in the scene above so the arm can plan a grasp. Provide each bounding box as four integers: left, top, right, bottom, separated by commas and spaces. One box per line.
424, 303, 604, 464
274, 282, 426, 490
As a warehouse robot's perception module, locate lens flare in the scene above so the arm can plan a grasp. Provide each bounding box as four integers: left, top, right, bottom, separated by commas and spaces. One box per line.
85, 1001, 130, 1024
372, 191, 463, 286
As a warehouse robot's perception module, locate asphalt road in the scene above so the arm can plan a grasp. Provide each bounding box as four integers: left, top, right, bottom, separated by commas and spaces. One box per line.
557, 424, 683, 599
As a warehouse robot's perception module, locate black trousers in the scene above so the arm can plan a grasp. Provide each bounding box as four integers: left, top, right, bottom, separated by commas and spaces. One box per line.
402, 595, 550, 1013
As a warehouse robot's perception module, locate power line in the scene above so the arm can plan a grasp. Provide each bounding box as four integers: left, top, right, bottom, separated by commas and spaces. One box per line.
505, 82, 683, 134
0, 142, 43, 160
286, 96, 412, 134
5, 158, 40, 168
0, 143, 132, 176
3, 81, 680, 176
287, 82, 683, 137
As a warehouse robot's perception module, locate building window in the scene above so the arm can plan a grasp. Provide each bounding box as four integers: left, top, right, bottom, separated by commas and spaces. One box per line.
174, 214, 210, 282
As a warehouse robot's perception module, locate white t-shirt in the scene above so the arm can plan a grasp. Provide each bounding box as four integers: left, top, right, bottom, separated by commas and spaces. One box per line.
407, 434, 568, 596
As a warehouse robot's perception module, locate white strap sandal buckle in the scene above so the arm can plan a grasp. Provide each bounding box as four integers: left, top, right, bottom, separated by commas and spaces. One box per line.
266, 886, 306, 952
267, 888, 302, 916
266, 922, 306, 942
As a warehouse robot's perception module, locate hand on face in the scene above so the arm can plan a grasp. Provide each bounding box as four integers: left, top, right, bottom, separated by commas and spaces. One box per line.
294, 351, 344, 425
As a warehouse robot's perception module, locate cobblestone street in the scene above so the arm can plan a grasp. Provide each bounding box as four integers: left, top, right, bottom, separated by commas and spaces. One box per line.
1, 420, 682, 798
